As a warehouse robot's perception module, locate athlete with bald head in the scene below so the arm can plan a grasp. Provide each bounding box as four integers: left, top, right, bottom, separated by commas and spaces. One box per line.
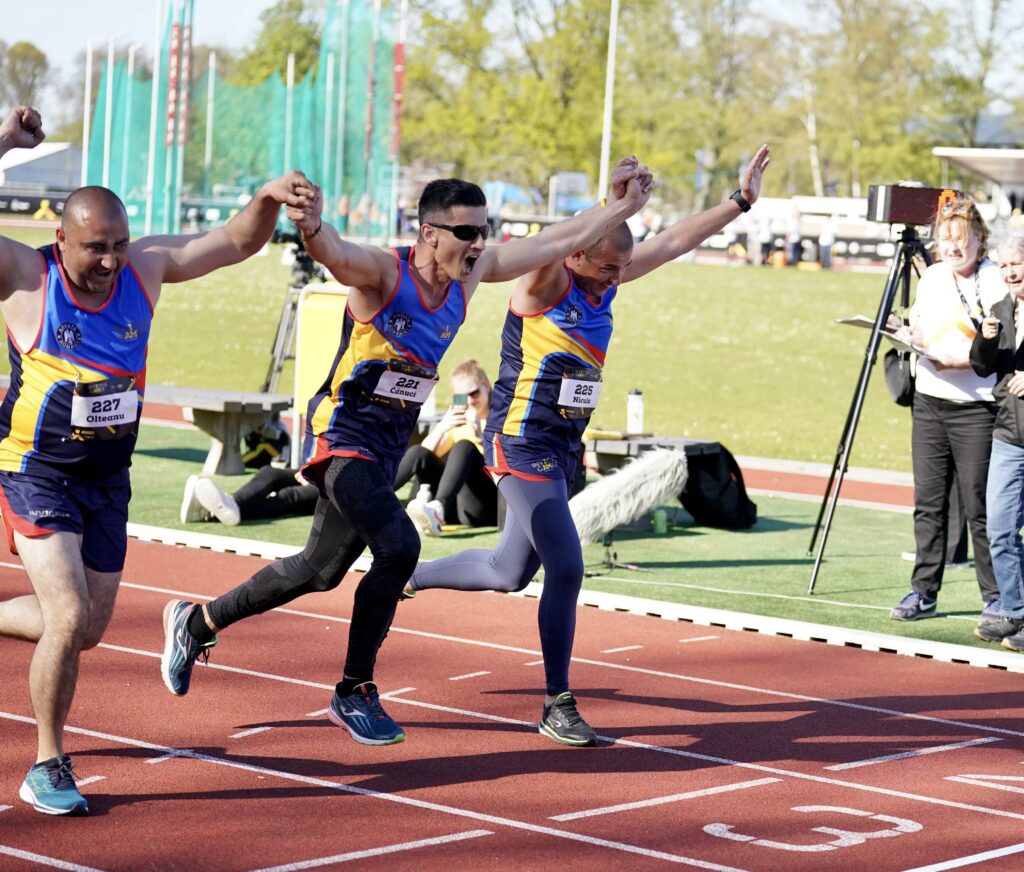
0, 105, 315, 815
408, 146, 772, 746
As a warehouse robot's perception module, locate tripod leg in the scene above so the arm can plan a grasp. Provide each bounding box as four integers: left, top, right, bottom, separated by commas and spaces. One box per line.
807, 238, 913, 593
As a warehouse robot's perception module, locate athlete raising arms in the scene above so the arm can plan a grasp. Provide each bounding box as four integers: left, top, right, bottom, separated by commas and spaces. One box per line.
160, 159, 654, 747
409, 145, 771, 746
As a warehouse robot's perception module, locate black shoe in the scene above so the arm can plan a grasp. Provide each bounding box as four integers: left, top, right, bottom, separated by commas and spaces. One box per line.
539, 692, 597, 747
975, 616, 1024, 643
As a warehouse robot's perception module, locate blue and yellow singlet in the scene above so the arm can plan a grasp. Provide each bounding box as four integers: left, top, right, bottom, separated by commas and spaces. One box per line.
0, 244, 153, 481
486, 268, 615, 480
303, 246, 466, 476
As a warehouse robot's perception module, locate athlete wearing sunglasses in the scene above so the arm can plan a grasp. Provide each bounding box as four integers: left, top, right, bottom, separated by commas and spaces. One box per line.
161, 158, 654, 748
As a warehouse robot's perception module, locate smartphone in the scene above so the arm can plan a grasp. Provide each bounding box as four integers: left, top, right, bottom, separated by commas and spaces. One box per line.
452, 392, 468, 407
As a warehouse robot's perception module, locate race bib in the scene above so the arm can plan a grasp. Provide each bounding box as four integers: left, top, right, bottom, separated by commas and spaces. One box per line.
371, 360, 438, 409
70, 376, 139, 438
557, 367, 602, 419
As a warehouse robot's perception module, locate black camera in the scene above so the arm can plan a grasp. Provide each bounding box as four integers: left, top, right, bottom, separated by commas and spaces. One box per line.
866, 184, 962, 227
272, 228, 325, 287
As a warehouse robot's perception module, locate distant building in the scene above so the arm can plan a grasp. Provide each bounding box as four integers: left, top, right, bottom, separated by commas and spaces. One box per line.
0, 143, 81, 192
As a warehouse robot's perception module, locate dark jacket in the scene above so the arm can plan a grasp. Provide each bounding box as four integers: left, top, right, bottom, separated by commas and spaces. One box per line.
970, 292, 1024, 447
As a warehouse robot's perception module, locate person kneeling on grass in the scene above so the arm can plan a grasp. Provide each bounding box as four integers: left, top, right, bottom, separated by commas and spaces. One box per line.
398, 359, 497, 536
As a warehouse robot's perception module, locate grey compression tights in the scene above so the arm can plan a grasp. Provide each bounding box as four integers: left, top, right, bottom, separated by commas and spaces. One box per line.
410, 473, 583, 696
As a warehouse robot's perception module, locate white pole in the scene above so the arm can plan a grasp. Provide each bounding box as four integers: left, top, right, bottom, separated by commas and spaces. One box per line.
322, 52, 335, 199
387, 0, 407, 244
121, 45, 138, 196
173, 0, 192, 234
596, 0, 620, 200
145, 0, 165, 234
203, 50, 216, 195
334, 0, 350, 223
81, 42, 93, 187
102, 40, 115, 187
284, 53, 294, 172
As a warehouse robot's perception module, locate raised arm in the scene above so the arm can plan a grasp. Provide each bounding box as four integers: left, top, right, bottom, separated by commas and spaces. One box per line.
477, 158, 653, 285
0, 107, 48, 300
286, 185, 398, 318
131, 170, 317, 292
623, 144, 771, 283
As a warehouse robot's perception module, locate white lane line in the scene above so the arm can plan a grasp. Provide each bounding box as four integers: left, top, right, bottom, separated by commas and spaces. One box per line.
145, 751, 190, 765
111, 582, 1024, 738
0, 560, 22, 569
601, 645, 642, 654
0, 845, 107, 872
229, 726, 274, 740
550, 779, 781, 822
679, 636, 719, 644
247, 830, 494, 871
380, 687, 416, 699
74, 776, 106, 788
0, 805, 12, 813
449, 672, 491, 682
825, 737, 1002, 771
902, 841, 1024, 871
305, 709, 328, 717
946, 775, 1024, 794
0, 711, 748, 872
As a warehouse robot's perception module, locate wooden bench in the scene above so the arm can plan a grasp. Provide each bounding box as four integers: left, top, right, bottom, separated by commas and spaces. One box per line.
584, 435, 722, 474
145, 385, 292, 475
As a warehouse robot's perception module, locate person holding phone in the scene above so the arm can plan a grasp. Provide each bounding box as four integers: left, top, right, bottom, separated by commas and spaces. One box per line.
397, 360, 497, 535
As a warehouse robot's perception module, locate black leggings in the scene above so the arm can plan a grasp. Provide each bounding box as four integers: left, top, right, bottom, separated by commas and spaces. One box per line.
206, 456, 420, 681
234, 466, 320, 521
395, 441, 498, 526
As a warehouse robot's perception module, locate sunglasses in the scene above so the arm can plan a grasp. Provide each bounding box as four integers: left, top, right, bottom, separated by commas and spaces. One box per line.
428, 222, 491, 242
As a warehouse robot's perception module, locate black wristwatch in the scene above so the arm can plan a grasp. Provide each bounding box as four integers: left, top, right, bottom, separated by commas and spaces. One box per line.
730, 189, 752, 213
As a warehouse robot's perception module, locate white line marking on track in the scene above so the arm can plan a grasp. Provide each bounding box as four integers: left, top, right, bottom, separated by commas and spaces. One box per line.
0, 711, 749, 872
523, 659, 544, 666
0, 560, 22, 570
0, 805, 12, 813
246, 830, 494, 871
550, 779, 782, 821
946, 774, 1024, 794
902, 841, 1024, 871
449, 671, 491, 681
679, 636, 719, 644
145, 751, 189, 765
305, 709, 328, 717
380, 687, 415, 699
74, 776, 106, 787
601, 645, 642, 654
825, 737, 1001, 770
229, 726, 274, 740
0, 845, 107, 872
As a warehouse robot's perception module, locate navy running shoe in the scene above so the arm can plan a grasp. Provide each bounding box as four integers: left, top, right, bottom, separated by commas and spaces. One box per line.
539, 692, 597, 747
975, 616, 1024, 643
327, 682, 405, 745
889, 591, 937, 621
19, 755, 88, 815
161, 600, 216, 696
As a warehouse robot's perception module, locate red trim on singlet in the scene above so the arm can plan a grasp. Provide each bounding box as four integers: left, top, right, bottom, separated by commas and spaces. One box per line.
301, 436, 376, 478
53, 244, 120, 314
508, 267, 574, 319
60, 351, 137, 378
347, 250, 403, 326
7, 251, 49, 356
563, 329, 607, 366
127, 261, 155, 314
404, 244, 453, 314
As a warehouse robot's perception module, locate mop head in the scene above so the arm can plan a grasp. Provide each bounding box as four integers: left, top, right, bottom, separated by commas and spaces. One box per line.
569, 448, 688, 545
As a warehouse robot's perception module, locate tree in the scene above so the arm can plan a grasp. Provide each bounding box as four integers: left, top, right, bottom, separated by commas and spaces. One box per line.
230, 0, 321, 86
0, 41, 49, 107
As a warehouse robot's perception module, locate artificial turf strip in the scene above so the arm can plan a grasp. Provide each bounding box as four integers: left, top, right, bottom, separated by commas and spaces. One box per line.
130, 423, 1002, 654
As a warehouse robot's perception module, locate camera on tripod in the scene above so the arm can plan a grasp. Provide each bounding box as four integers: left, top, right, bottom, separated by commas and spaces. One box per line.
866, 184, 962, 227
272, 228, 325, 287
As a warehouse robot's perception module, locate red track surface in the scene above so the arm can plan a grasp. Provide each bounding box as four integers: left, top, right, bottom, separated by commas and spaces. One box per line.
2, 539, 1024, 871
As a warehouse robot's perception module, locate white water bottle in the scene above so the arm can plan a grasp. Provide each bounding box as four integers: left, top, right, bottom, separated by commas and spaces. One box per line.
626, 389, 644, 435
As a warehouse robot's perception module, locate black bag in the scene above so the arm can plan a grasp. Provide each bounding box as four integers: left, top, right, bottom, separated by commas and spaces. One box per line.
883, 348, 915, 407
680, 444, 757, 529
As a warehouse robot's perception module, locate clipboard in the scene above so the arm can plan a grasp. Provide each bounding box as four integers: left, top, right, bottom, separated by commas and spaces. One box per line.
835, 315, 934, 358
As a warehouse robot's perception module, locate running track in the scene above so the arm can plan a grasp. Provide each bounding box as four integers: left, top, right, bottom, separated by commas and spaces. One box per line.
2, 538, 1024, 871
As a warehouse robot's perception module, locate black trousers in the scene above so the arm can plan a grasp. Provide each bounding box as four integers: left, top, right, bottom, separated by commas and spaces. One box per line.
395, 441, 498, 526
207, 456, 420, 681
234, 466, 319, 521
910, 392, 997, 601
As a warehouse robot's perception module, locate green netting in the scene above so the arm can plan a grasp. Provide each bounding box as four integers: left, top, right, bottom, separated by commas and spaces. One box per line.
87, 0, 396, 239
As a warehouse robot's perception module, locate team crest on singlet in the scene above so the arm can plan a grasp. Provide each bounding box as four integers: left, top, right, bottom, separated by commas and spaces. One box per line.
387, 312, 414, 337
564, 304, 583, 327
55, 322, 82, 350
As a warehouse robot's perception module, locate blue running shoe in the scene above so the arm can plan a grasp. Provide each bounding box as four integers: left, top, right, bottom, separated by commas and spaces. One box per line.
19, 756, 88, 815
980, 598, 1003, 623
889, 591, 937, 621
161, 600, 216, 696
327, 682, 405, 745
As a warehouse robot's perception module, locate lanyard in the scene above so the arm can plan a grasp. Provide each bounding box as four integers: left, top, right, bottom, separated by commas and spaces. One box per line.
951, 268, 983, 328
